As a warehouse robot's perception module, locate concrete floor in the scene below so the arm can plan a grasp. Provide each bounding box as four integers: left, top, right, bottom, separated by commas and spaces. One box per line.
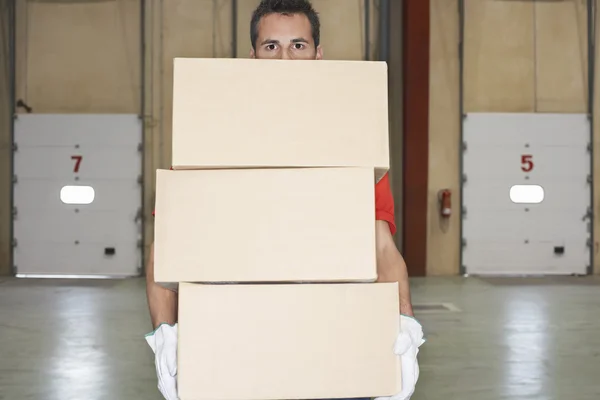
1, 276, 599, 400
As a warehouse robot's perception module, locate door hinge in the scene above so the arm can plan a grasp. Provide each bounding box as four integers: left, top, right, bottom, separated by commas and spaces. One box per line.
137, 143, 143, 152
12, 142, 17, 152
462, 174, 468, 183
587, 238, 592, 247
462, 206, 467, 217
137, 175, 143, 185
582, 207, 592, 221
137, 239, 143, 249
587, 143, 592, 152
12, 238, 17, 248
134, 208, 142, 222
12, 175, 17, 184
462, 238, 467, 247
12, 207, 17, 219
587, 175, 592, 184
462, 142, 467, 151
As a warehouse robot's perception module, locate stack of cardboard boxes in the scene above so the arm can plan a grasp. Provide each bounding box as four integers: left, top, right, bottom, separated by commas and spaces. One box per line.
153, 58, 402, 400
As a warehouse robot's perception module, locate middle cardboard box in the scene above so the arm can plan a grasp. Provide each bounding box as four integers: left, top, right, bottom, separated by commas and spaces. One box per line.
153, 166, 377, 284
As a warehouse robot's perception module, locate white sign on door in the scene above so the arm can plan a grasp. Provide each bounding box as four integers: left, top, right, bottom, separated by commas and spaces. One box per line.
12, 114, 143, 277
462, 112, 591, 275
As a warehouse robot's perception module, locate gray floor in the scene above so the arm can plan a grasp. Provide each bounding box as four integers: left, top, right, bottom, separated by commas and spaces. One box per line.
1, 276, 599, 400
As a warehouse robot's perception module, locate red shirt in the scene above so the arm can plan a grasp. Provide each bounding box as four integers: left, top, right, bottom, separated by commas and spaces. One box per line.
374, 172, 397, 235
153, 170, 396, 236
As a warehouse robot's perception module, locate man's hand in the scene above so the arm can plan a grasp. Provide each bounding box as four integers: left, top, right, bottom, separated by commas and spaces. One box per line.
375, 221, 414, 316
145, 242, 180, 399
145, 323, 179, 400
375, 315, 425, 400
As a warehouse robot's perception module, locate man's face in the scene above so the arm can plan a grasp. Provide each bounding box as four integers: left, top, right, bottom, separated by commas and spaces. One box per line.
251, 12, 323, 60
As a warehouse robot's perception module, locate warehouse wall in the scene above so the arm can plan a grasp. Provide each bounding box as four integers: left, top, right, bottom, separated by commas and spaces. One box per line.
0, 0, 382, 275
427, 0, 600, 275
0, 0, 11, 276
3, 0, 598, 277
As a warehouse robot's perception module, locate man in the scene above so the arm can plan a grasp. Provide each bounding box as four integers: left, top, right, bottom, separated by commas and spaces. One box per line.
145, 1, 424, 400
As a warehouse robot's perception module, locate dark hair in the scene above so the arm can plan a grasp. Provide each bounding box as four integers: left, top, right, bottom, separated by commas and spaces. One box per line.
250, 0, 321, 50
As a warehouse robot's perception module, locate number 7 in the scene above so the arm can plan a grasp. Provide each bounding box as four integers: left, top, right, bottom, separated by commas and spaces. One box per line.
71, 155, 82, 173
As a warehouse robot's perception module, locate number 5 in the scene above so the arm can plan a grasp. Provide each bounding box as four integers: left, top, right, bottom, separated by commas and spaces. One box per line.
521, 154, 534, 172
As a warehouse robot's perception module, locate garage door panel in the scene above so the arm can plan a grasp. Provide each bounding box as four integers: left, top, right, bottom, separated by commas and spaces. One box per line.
14, 145, 140, 180
463, 181, 589, 211
462, 240, 589, 275
462, 112, 591, 275
14, 179, 140, 212
14, 114, 141, 146
13, 114, 142, 276
464, 147, 589, 180
13, 242, 139, 276
463, 210, 590, 241
14, 211, 138, 243
463, 112, 589, 146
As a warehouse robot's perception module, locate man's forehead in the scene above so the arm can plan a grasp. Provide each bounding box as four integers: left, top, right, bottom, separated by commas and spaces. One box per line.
257, 12, 313, 41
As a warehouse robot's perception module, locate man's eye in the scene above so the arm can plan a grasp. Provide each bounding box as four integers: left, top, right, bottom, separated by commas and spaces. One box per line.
293, 43, 305, 50
266, 44, 276, 51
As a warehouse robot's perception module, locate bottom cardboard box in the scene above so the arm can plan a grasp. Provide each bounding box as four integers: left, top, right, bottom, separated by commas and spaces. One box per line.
178, 282, 401, 400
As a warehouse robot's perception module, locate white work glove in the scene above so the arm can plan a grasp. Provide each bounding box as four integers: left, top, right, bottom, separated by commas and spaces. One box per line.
145, 323, 179, 400
376, 315, 426, 400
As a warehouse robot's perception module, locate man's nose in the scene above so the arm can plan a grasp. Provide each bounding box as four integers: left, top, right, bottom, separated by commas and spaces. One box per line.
281, 50, 292, 60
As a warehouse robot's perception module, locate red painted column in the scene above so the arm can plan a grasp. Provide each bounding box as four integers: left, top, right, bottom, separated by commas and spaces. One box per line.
402, 0, 430, 276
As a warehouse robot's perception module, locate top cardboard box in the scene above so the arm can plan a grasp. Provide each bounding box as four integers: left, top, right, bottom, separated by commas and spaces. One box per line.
171, 57, 390, 182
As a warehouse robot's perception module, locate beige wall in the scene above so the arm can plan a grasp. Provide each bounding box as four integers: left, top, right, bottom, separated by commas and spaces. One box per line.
15, 0, 142, 113
0, 0, 11, 275
427, 0, 600, 275
427, 0, 460, 276
0, 0, 381, 275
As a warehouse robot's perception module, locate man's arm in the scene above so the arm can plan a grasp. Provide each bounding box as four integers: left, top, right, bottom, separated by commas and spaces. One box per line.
145, 241, 179, 329
375, 220, 414, 316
